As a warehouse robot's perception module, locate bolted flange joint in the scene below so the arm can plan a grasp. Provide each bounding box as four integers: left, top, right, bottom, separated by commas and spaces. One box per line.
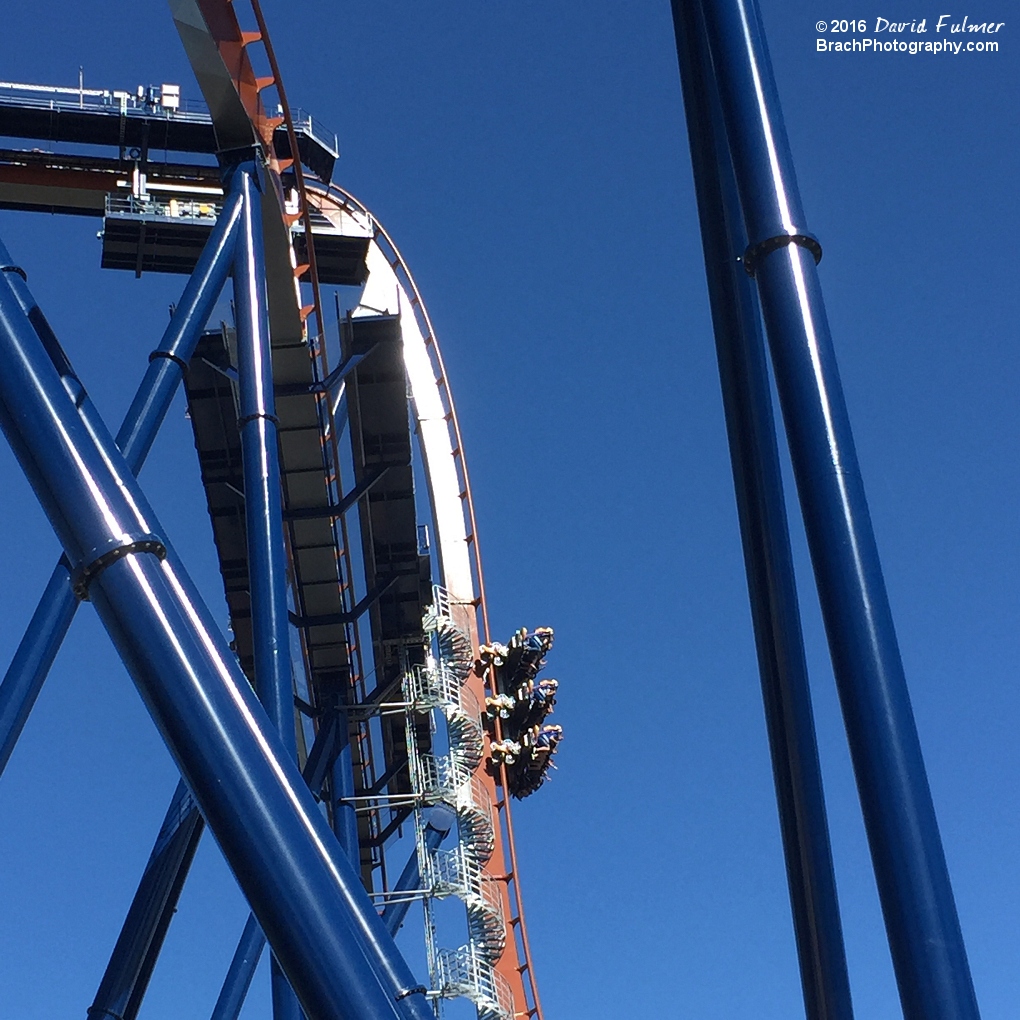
72, 535, 168, 601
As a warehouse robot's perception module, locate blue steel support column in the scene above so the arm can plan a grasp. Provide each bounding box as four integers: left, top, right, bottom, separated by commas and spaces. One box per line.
88, 782, 203, 1020
271, 960, 303, 1020
232, 168, 295, 752
209, 704, 363, 1020
232, 166, 304, 1020
0, 259, 431, 1020
670, 4, 853, 1018
211, 917, 267, 1020
330, 712, 361, 862
323, 382, 358, 864
0, 185, 243, 780
697, 2, 981, 1017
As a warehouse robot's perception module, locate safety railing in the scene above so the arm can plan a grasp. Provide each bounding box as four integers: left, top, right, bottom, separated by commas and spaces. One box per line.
106, 193, 221, 222
405, 663, 484, 769
427, 846, 503, 918
289, 107, 339, 156
437, 945, 514, 1020
0, 81, 210, 122
404, 589, 519, 1013
0, 83, 337, 158
415, 753, 495, 860
424, 583, 453, 630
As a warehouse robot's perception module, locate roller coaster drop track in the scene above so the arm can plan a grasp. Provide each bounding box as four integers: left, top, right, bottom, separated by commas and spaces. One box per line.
303, 181, 548, 1020
0, 1, 550, 1019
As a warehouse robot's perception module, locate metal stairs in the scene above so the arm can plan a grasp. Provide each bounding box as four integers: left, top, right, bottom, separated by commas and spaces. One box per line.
402, 586, 514, 1020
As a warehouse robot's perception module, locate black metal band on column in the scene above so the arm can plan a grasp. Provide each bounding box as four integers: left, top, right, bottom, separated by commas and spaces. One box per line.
743, 233, 822, 277
72, 536, 168, 601
395, 986, 428, 1002
237, 410, 280, 427
148, 349, 190, 373
670, 4, 854, 1019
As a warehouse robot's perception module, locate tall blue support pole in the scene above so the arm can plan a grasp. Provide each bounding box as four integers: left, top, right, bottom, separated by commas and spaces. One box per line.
670, 4, 854, 1018
0, 257, 431, 1020
0, 184, 244, 780
88, 782, 203, 1020
232, 169, 295, 750
697, 2, 981, 1016
232, 166, 303, 1020
211, 916, 267, 1020
331, 713, 361, 862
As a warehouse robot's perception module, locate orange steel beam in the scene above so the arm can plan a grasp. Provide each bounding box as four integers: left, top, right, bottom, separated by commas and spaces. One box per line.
195, 0, 272, 146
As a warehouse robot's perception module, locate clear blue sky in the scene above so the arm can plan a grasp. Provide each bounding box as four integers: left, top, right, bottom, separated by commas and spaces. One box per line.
0, 3, 1016, 1019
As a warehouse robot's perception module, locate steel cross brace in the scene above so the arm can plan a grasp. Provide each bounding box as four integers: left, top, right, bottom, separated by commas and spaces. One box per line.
0, 182, 245, 780
88, 780, 203, 1020
0, 211, 430, 1020
0, 182, 242, 1020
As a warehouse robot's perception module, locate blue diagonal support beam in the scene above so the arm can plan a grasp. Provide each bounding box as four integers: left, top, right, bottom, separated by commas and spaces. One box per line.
211, 699, 361, 1020
87, 781, 203, 1020
0, 183, 244, 781
0, 238, 431, 1020
380, 808, 455, 937
210, 915, 266, 1020
302, 709, 342, 798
